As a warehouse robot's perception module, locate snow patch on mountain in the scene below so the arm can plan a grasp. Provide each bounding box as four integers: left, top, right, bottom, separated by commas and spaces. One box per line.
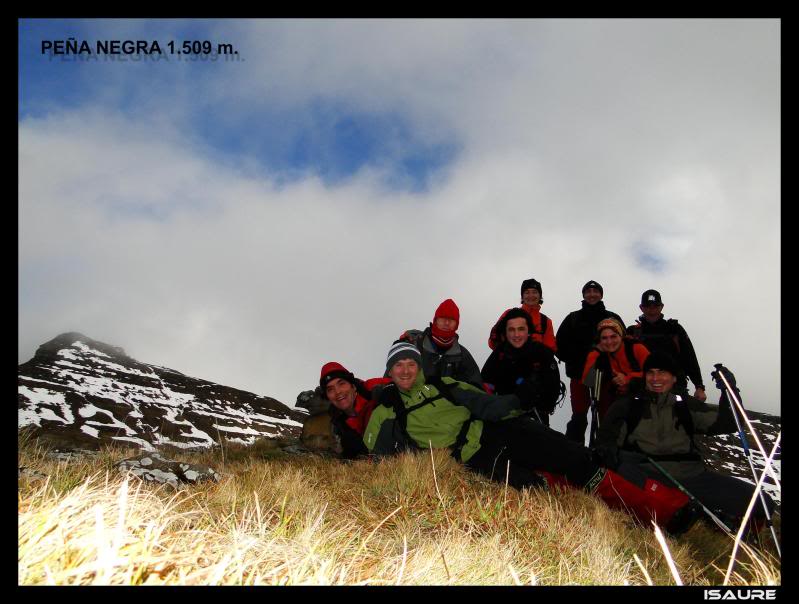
19, 333, 304, 452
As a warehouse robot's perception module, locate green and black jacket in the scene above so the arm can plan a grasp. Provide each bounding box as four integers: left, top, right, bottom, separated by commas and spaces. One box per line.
363, 369, 524, 462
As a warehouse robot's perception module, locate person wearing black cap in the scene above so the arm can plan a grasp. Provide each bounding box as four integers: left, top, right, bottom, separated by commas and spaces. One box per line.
362, 341, 700, 535
595, 351, 774, 534
487, 278, 557, 353
627, 289, 706, 401
556, 281, 625, 443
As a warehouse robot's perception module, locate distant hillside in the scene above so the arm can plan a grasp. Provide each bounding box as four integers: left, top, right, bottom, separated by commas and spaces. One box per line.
18, 332, 306, 452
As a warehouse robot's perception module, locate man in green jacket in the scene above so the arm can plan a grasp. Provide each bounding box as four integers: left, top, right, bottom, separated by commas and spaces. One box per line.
596, 351, 775, 532
364, 341, 700, 534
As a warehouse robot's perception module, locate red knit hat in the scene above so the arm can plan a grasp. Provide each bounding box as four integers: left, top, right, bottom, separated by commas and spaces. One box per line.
431, 299, 460, 349
433, 299, 460, 330
319, 362, 355, 390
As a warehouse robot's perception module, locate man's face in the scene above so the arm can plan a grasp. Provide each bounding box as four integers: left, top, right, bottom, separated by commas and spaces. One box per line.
325, 378, 357, 412
640, 303, 664, 323
645, 368, 677, 394
390, 358, 419, 391
506, 317, 530, 349
522, 288, 541, 306
598, 328, 622, 353
434, 316, 457, 332
583, 287, 603, 305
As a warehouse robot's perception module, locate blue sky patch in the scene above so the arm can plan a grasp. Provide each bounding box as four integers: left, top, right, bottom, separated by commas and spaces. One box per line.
632, 245, 667, 273
19, 19, 460, 194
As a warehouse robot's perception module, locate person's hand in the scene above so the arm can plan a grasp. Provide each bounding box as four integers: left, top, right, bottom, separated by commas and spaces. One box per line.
611, 372, 628, 387
694, 386, 707, 402
596, 444, 620, 470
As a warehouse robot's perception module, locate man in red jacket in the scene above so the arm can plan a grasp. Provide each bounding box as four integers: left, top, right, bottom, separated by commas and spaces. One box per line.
319, 362, 390, 459
488, 278, 558, 353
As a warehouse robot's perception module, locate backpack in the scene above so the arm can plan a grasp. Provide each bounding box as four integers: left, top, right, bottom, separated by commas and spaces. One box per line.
515, 342, 566, 416
628, 319, 681, 356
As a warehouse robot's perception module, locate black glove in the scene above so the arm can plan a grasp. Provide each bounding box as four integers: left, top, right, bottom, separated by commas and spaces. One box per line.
514, 379, 540, 410
711, 364, 738, 392
595, 444, 620, 470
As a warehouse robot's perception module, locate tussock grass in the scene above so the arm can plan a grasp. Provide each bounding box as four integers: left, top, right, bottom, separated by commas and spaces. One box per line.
18, 438, 780, 586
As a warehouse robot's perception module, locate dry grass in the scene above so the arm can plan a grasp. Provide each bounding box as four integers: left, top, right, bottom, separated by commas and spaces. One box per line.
18, 437, 780, 586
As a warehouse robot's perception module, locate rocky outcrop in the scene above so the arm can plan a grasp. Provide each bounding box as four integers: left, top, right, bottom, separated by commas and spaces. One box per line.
115, 452, 221, 489
18, 333, 307, 452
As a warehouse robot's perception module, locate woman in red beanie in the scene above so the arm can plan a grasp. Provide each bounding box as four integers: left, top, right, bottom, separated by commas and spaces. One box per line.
395, 299, 484, 389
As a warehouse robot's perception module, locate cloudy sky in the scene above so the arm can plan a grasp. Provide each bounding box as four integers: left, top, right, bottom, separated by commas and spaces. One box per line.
19, 19, 780, 431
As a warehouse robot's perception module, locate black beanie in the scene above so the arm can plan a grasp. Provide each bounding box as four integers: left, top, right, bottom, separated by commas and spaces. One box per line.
582, 280, 603, 296
520, 278, 543, 300
643, 351, 679, 375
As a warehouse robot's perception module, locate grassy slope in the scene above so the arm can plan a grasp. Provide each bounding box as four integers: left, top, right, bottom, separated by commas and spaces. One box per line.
17, 437, 780, 586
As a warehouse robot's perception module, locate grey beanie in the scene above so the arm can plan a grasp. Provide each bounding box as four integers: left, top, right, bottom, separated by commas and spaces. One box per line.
386, 340, 422, 372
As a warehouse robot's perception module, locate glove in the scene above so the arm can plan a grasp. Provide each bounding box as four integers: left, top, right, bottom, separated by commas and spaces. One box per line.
711, 364, 738, 391
595, 444, 620, 470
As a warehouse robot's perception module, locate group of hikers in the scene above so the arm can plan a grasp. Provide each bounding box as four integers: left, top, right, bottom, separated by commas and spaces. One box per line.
310, 278, 776, 539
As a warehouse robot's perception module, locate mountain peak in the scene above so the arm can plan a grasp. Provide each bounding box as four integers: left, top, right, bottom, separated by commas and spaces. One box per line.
35, 332, 128, 360
19, 333, 305, 452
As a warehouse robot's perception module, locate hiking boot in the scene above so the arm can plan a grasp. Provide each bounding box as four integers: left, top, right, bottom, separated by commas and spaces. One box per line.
589, 469, 692, 531
665, 501, 702, 536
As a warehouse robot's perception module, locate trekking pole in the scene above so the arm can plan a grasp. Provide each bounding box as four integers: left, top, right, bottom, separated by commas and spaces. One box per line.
645, 456, 732, 534
723, 431, 781, 584
712, 364, 781, 558
588, 369, 602, 448
712, 364, 781, 489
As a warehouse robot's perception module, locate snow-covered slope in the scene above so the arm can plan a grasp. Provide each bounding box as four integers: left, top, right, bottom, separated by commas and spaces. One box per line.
18, 333, 306, 451
695, 411, 781, 507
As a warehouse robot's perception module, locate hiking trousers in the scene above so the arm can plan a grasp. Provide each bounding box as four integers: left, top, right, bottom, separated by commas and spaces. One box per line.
465, 416, 599, 489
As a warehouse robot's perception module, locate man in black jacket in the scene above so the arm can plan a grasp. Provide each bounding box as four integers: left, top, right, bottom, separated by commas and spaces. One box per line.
481, 308, 563, 426
556, 281, 625, 443
627, 289, 706, 401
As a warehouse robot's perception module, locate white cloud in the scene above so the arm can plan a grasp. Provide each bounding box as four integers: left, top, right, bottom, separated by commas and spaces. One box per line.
19, 19, 780, 417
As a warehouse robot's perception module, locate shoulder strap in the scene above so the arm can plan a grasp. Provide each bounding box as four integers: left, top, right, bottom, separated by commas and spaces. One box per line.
666, 319, 681, 354
378, 382, 449, 451
622, 394, 647, 448
427, 377, 475, 459
537, 312, 549, 336
673, 396, 695, 439
624, 339, 641, 372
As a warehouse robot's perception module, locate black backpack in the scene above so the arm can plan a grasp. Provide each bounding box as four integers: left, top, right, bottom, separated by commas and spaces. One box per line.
519, 342, 566, 416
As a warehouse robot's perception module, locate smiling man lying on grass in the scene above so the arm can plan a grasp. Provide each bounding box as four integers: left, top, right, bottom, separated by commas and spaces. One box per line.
364, 341, 700, 535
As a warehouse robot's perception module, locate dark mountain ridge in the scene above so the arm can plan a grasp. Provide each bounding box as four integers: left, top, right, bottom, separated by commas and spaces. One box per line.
18, 332, 306, 452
